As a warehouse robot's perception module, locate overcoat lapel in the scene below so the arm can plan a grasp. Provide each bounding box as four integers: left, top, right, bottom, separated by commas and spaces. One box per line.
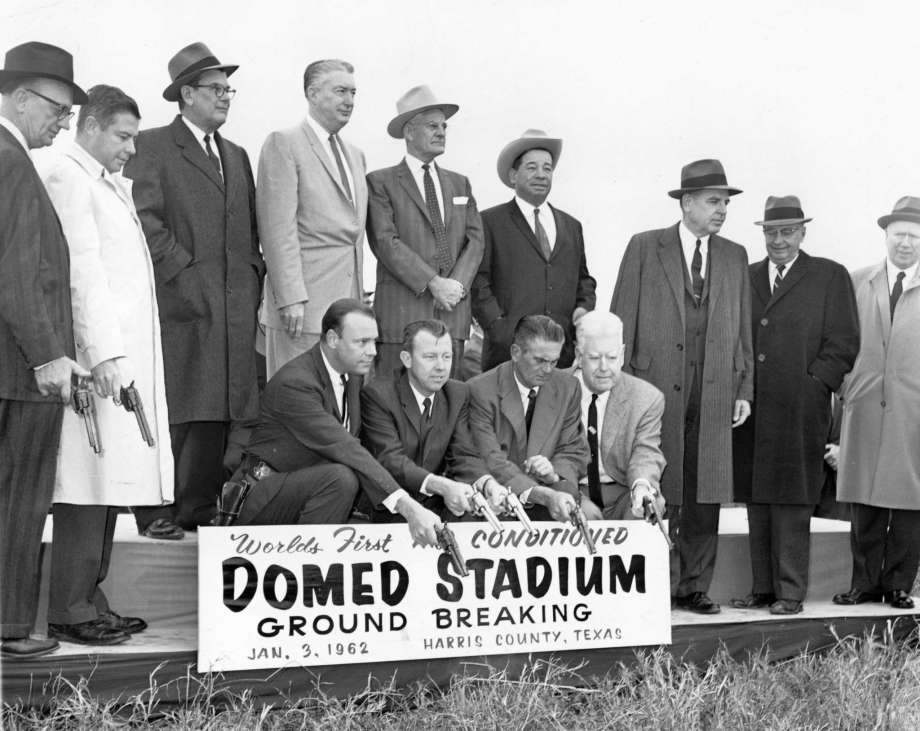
764, 251, 810, 311
301, 120, 352, 204
509, 201, 548, 261
750, 258, 771, 307
528, 378, 560, 456
656, 224, 686, 330
497, 364, 527, 447
171, 117, 224, 192
869, 265, 892, 343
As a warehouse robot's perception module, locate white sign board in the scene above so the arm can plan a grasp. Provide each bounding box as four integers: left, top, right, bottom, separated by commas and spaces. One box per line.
198, 521, 671, 672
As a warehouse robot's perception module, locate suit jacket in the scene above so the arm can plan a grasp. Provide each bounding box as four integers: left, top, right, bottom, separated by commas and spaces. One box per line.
467, 361, 588, 496
0, 125, 74, 401
610, 222, 753, 505
245, 343, 401, 510
360, 372, 488, 513
257, 119, 367, 333
366, 159, 483, 341
733, 251, 859, 505
473, 199, 596, 369
123, 116, 264, 423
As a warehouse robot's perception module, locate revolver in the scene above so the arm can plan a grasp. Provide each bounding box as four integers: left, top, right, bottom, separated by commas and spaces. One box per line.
568, 496, 596, 555
642, 494, 674, 550
72, 377, 103, 455
470, 489, 503, 533
435, 523, 469, 577
216, 478, 253, 527
501, 491, 537, 535
120, 381, 155, 447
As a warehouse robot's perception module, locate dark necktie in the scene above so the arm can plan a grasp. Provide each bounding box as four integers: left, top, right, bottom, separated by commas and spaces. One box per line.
421, 396, 432, 421
691, 238, 704, 300
328, 134, 353, 204
773, 263, 786, 292
534, 207, 552, 260
587, 393, 602, 507
525, 388, 537, 437
339, 374, 349, 428
422, 163, 452, 275
890, 270, 906, 321
203, 134, 222, 178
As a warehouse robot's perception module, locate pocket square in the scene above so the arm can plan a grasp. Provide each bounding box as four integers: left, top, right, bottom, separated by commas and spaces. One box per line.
452, 196, 469, 205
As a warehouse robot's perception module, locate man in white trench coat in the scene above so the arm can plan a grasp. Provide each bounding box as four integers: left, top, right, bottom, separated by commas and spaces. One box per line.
42, 85, 173, 644
834, 196, 920, 611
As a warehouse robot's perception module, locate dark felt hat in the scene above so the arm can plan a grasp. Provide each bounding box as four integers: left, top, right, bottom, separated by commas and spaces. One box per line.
162, 42, 238, 102
0, 41, 87, 103
668, 158, 742, 199
877, 196, 920, 229
754, 195, 812, 226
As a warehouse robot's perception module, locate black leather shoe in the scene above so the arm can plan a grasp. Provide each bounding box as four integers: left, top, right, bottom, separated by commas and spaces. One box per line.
675, 592, 721, 614
48, 619, 129, 645
1, 637, 59, 659
729, 593, 776, 609
885, 590, 915, 610
99, 610, 147, 634
139, 517, 184, 540
832, 588, 883, 605
770, 599, 803, 615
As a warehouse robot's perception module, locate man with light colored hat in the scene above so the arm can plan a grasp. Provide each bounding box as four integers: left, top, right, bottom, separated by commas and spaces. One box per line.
124, 42, 264, 537
0, 40, 90, 659
610, 159, 753, 614
730, 195, 858, 616
472, 129, 596, 371
834, 196, 920, 610
366, 85, 483, 380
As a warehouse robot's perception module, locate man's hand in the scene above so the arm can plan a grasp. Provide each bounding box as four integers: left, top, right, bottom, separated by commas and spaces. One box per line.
427, 475, 474, 516
34, 357, 91, 403
824, 443, 839, 471
91, 357, 124, 399
572, 306, 589, 325
428, 276, 464, 311
732, 399, 751, 428
481, 477, 509, 513
524, 455, 559, 484
280, 301, 307, 338
630, 480, 663, 519
396, 496, 441, 547
530, 485, 577, 522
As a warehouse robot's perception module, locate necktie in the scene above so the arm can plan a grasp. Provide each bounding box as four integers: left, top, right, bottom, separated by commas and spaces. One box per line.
691, 238, 704, 300
328, 134, 353, 205
890, 270, 906, 321
525, 389, 537, 437
773, 263, 786, 292
339, 374, 349, 428
587, 393, 602, 507
421, 396, 432, 421
203, 134, 222, 178
422, 163, 453, 274
534, 208, 552, 260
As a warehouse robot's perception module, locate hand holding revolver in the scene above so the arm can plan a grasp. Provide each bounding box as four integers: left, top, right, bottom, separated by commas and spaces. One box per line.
72, 376, 102, 454
436, 523, 469, 577
120, 381, 155, 446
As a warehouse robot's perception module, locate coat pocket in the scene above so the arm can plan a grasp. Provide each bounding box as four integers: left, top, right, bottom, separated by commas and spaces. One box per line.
159, 262, 208, 323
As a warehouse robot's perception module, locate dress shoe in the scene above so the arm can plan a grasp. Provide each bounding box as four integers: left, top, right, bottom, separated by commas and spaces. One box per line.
675, 592, 721, 614
885, 590, 915, 610
832, 588, 883, 605
140, 517, 184, 540
770, 599, 803, 615
729, 593, 776, 609
99, 610, 147, 634
48, 619, 129, 645
1, 636, 59, 659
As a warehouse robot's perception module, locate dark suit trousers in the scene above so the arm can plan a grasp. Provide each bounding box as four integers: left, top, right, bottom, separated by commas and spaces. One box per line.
48, 504, 117, 624
236, 463, 359, 525
747, 503, 813, 601
0, 399, 63, 639
134, 421, 229, 531
376, 340, 465, 382
849, 502, 920, 594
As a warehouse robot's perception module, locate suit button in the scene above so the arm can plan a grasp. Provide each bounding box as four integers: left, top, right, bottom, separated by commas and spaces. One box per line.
757, 353, 766, 362
676, 344, 684, 351
673, 385, 681, 392
760, 318, 768, 326
881, 400, 886, 407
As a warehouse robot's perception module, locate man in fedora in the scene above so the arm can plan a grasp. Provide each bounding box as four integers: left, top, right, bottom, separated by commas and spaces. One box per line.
610, 159, 753, 614
366, 85, 483, 380
257, 59, 367, 378
472, 129, 596, 371
834, 197, 920, 610
0, 41, 90, 659
124, 42, 264, 537
730, 196, 859, 615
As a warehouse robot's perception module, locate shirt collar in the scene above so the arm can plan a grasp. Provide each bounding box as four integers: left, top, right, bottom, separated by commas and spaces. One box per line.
405, 154, 438, 173
181, 113, 214, 143
320, 347, 346, 389
515, 195, 552, 218
512, 370, 537, 401
769, 254, 799, 275
0, 115, 31, 156
305, 111, 335, 142
574, 368, 611, 403
679, 220, 709, 249
68, 141, 107, 179
887, 258, 919, 286
407, 379, 435, 412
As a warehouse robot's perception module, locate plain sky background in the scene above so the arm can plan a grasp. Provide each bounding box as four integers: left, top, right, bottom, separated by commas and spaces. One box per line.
4, 0, 917, 302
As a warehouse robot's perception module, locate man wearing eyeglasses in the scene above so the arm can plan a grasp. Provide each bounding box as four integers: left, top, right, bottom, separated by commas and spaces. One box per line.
123, 42, 264, 538
730, 196, 858, 616
0, 42, 90, 659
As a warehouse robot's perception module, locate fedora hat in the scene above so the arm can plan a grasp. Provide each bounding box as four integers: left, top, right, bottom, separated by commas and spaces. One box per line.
496, 129, 563, 188
162, 42, 238, 102
668, 158, 742, 199
0, 41, 86, 104
387, 85, 458, 139
754, 195, 812, 227
877, 196, 920, 229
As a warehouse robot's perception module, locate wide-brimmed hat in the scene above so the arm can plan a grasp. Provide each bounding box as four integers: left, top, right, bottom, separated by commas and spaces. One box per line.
754, 195, 812, 227
877, 196, 920, 229
0, 41, 86, 104
668, 158, 742, 199
387, 85, 458, 139
162, 42, 238, 102
496, 129, 563, 188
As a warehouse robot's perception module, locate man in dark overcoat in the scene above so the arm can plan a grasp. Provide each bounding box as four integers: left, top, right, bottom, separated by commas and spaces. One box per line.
730, 196, 859, 615
123, 42, 264, 535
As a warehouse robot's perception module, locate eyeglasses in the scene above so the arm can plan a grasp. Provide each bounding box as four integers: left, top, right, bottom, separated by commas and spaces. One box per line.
764, 226, 803, 240
189, 84, 237, 100
889, 231, 920, 244
25, 88, 74, 121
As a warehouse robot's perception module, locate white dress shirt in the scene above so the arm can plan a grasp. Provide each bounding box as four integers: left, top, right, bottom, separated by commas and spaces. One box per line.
575, 371, 612, 484
181, 115, 222, 170
769, 254, 799, 292
305, 113, 355, 198
886, 258, 919, 295
514, 195, 557, 251
678, 221, 709, 281
405, 155, 445, 217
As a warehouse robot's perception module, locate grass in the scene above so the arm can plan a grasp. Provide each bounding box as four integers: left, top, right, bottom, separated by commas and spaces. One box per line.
4, 630, 920, 730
